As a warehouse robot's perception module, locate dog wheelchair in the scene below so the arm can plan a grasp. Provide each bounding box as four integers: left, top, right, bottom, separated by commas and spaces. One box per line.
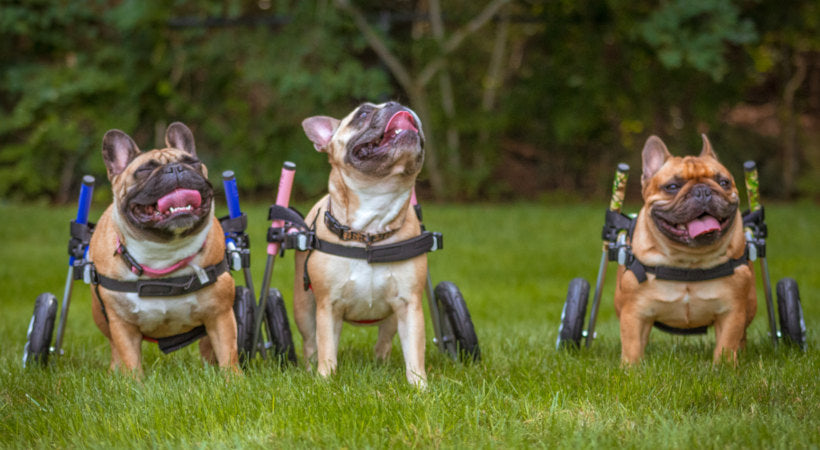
555, 161, 807, 351
262, 162, 481, 362
22, 171, 296, 368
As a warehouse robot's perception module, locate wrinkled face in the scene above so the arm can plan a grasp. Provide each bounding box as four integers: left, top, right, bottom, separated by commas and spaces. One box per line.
305, 102, 425, 180
642, 138, 739, 248
117, 150, 213, 239
102, 123, 213, 241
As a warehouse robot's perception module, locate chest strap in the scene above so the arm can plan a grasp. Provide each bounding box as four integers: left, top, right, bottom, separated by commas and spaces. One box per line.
314, 231, 441, 263
626, 252, 748, 284
91, 258, 229, 297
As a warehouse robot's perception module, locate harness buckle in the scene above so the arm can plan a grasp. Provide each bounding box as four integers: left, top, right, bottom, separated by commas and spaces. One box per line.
136, 277, 196, 297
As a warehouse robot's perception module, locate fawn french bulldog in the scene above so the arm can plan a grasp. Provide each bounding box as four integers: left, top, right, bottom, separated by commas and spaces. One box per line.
295, 101, 428, 387
89, 122, 237, 375
614, 135, 756, 364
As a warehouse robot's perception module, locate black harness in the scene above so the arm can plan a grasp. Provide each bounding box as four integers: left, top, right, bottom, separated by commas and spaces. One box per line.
603, 209, 750, 284
603, 209, 755, 335
74, 216, 230, 353
266, 203, 442, 290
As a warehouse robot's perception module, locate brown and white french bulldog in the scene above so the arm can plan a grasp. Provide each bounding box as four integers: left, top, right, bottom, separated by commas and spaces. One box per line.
89, 122, 238, 375
614, 134, 757, 364
295, 101, 428, 387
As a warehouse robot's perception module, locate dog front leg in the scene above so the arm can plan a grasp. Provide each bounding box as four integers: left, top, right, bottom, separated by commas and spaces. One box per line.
315, 299, 342, 378
106, 312, 144, 376
203, 310, 239, 372
712, 308, 747, 365
619, 307, 652, 365
394, 296, 426, 387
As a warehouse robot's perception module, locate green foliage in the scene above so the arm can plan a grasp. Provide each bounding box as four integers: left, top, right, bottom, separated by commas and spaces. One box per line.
0, 1, 390, 201
0, 1, 816, 201
638, 0, 757, 81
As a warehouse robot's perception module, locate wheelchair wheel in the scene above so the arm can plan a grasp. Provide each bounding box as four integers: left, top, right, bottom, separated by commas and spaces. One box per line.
233, 286, 255, 365
556, 278, 590, 349
434, 281, 480, 362
262, 288, 297, 365
23, 293, 58, 367
776, 278, 807, 350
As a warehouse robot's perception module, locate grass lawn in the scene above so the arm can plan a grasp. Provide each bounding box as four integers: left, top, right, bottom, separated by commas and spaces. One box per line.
1, 198, 817, 448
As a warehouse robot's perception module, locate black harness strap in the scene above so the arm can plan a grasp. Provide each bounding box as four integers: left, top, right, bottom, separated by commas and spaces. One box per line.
267, 204, 443, 291
148, 326, 208, 354
313, 231, 440, 263
626, 252, 748, 284
90, 258, 227, 354
606, 209, 750, 336
92, 258, 230, 296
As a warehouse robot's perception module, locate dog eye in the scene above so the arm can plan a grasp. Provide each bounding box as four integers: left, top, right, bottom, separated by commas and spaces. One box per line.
718, 178, 731, 189
359, 111, 368, 119
663, 183, 680, 193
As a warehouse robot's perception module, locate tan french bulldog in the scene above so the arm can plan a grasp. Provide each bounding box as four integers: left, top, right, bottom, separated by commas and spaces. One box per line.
89, 122, 238, 375
295, 101, 428, 387
614, 134, 757, 364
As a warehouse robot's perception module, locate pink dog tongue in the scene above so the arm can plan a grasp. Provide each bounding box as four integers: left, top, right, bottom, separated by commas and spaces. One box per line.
686, 215, 720, 237
384, 111, 418, 135
157, 189, 202, 213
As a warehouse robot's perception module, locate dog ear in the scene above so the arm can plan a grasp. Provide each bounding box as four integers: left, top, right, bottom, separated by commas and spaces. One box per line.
165, 122, 197, 156
641, 135, 671, 183
102, 130, 141, 180
699, 133, 718, 160
302, 116, 340, 152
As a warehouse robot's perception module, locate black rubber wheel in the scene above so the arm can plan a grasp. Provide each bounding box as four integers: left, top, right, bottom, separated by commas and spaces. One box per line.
233, 286, 255, 365
776, 278, 807, 350
23, 293, 58, 367
556, 278, 590, 349
262, 288, 297, 365
434, 281, 480, 362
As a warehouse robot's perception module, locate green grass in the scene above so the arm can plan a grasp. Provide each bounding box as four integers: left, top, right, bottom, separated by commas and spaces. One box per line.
1, 200, 818, 448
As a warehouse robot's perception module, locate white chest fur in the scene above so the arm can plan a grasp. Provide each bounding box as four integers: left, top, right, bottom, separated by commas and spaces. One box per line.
107, 291, 202, 337
316, 256, 417, 322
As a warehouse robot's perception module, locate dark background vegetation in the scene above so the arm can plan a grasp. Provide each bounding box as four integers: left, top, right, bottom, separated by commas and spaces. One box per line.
1, 0, 819, 203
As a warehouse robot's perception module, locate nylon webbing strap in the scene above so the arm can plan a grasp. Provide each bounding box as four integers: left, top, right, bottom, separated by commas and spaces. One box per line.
94, 258, 229, 297
151, 326, 208, 354
628, 254, 748, 284
313, 231, 441, 263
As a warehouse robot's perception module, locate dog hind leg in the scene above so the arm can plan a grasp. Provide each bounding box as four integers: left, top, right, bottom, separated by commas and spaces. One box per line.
374, 315, 397, 361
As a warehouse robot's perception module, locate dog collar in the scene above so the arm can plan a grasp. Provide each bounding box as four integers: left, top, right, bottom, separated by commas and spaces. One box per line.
115, 235, 202, 278
323, 199, 399, 244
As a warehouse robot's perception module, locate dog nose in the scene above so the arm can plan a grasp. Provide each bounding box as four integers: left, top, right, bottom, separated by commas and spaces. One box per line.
164, 163, 185, 174
692, 184, 712, 202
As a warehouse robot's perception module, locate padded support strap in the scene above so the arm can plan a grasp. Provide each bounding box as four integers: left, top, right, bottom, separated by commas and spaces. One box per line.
92, 258, 229, 297
627, 253, 748, 284
313, 231, 442, 263
146, 326, 208, 354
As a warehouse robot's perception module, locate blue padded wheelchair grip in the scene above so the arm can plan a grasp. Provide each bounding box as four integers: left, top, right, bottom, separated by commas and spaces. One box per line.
75, 175, 95, 225
222, 170, 242, 219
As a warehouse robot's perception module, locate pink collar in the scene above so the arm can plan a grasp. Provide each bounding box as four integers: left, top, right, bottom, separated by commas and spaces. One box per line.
115, 236, 201, 278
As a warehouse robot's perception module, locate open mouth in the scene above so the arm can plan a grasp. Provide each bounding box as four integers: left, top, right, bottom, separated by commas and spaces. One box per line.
131, 188, 205, 224
653, 212, 734, 244
352, 110, 419, 159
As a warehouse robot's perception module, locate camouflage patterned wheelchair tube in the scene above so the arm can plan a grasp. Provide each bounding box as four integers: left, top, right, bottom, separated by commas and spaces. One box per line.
743, 161, 761, 212
608, 163, 630, 214
743, 160, 778, 345
586, 163, 630, 347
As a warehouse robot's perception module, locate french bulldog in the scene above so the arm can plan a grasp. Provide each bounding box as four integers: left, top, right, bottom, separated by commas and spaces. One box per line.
295, 101, 428, 387
614, 134, 756, 364
89, 122, 238, 375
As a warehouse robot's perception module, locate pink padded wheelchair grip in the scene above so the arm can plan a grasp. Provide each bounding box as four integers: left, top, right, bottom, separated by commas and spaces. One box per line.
267, 162, 296, 255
